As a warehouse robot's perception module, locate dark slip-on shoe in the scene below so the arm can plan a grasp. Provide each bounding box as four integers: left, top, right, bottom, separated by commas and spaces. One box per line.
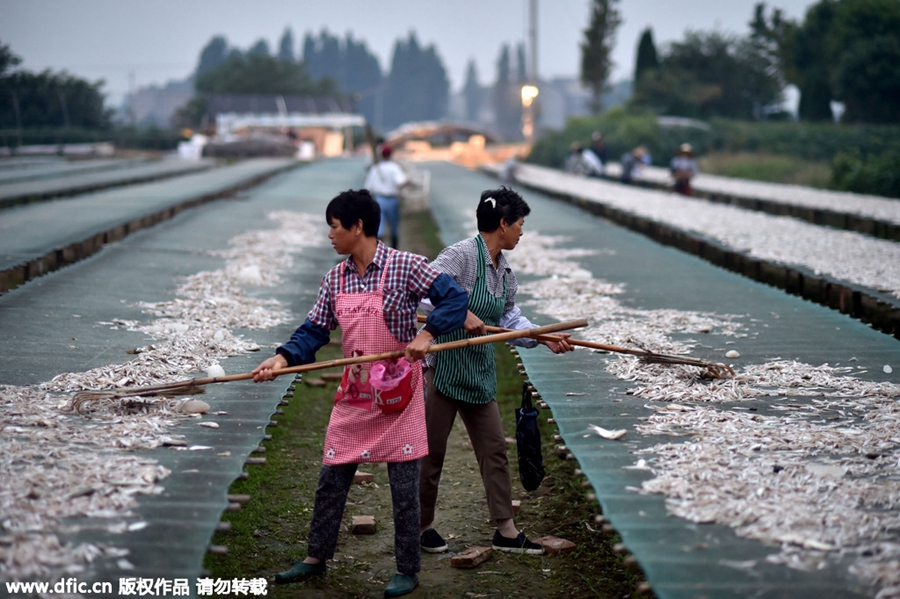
384, 573, 419, 597
273, 560, 326, 583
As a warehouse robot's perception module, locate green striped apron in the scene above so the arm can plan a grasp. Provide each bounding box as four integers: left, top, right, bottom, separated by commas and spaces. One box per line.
432, 235, 506, 404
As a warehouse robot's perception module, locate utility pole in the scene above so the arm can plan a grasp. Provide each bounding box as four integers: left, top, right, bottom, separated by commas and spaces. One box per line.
57, 90, 70, 129
529, 0, 538, 83
128, 69, 136, 128
11, 89, 23, 147
521, 0, 539, 142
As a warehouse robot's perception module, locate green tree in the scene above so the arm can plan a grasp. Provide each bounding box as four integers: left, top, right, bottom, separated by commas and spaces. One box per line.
828, 0, 900, 123
302, 30, 341, 82
580, 0, 622, 114
301, 30, 383, 125
248, 39, 271, 57
832, 150, 900, 197
0, 40, 21, 75
0, 69, 112, 129
0, 41, 111, 130
633, 29, 782, 120
171, 96, 208, 130
771, 0, 900, 123
493, 43, 521, 140
793, 1, 837, 121
516, 42, 528, 82
633, 27, 658, 85
463, 59, 482, 122
195, 36, 229, 78
194, 53, 336, 96
382, 32, 449, 129
277, 28, 296, 62
342, 34, 383, 125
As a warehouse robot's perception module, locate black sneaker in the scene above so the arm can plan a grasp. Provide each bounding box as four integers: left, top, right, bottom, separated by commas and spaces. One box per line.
491, 530, 544, 555
420, 528, 448, 553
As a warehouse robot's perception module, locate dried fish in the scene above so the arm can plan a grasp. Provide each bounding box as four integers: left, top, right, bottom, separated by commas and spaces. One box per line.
588, 424, 627, 440
503, 219, 900, 595
0, 211, 326, 582
512, 163, 900, 299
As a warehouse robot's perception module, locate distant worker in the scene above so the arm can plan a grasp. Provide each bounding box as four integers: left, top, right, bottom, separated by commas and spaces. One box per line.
587, 131, 608, 166
564, 142, 587, 175
500, 154, 521, 183
364, 145, 413, 248
580, 144, 604, 178
619, 146, 647, 185
669, 143, 698, 196
564, 142, 603, 178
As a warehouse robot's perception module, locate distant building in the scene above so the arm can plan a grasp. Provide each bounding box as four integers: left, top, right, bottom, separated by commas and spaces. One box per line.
123, 78, 194, 129
536, 77, 593, 131
447, 77, 632, 138
205, 94, 365, 158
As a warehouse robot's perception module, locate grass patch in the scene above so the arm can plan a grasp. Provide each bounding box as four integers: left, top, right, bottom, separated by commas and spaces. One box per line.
698, 151, 832, 188
493, 345, 646, 597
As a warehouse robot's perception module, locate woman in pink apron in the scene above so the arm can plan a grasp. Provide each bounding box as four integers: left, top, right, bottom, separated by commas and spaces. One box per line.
252, 189, 467, 598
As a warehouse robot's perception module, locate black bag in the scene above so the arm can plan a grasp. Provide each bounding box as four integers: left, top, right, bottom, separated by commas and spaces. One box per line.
515, 381, 545, 491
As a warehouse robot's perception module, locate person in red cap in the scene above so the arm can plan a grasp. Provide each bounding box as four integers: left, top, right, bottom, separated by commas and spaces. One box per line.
364, 145, 413, 248
669, 143, 698, 196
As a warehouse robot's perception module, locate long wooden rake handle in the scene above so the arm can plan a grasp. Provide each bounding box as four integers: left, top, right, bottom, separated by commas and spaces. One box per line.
69, 318, 588, 409
198, 317, 586, 384
416, 315, 734, 377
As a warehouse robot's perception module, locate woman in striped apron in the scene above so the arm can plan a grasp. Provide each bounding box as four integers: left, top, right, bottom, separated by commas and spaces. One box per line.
418, 187, 573, 557
252, 189, 467, 598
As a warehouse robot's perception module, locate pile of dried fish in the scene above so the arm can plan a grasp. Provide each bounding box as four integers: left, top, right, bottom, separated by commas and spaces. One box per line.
515, 164, 900, 299
0, 210, 326, 582
1, 384, 171, 579
635, 398, 900, 597
505, 226, 900, 597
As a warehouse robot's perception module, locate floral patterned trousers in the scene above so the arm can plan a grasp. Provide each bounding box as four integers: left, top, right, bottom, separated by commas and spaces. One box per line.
306, 459, 421, 575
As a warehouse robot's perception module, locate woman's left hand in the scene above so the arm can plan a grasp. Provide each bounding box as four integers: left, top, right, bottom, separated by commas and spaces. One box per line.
541, 334, 574, 354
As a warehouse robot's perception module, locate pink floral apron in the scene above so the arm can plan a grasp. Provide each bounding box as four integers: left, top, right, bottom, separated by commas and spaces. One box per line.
322, 251, 427, 465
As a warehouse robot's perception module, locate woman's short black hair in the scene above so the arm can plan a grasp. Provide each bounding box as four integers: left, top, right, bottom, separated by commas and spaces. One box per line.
325, 189, 381, 237
476, 186, 531, 232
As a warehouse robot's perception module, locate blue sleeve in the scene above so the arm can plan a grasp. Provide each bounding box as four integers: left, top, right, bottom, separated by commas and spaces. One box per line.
422, 273, 468, 337
275, 318, 331, 366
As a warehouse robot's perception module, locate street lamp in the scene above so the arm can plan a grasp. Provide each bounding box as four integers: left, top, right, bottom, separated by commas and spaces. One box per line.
520, 84, 539, 142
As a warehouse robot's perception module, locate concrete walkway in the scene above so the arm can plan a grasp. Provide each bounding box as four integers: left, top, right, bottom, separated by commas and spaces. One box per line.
0, 158, 299, 293
0, 157, 217, 208
604, 162, 900, 240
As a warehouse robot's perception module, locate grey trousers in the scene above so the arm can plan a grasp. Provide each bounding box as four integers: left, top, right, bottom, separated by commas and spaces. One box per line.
307, 460, 421, 575
419, 369, 514, 529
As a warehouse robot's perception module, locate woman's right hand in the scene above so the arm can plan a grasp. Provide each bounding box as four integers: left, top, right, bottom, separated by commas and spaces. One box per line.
463, 311, 486, 336
252, 354, 288, 382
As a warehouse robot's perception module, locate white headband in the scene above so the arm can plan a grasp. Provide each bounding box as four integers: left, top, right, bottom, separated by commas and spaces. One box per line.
483, 197, 496, 208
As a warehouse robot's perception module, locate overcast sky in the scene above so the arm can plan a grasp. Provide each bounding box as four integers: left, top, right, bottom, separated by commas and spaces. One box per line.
1, 0, 816, 105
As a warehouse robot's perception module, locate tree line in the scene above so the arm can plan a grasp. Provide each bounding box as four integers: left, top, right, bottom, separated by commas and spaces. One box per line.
581, 0, 900, 123
0, 42, 112, 131
176, 28, 451, 133
180, 27, 545, 139
2, 0, 898, 144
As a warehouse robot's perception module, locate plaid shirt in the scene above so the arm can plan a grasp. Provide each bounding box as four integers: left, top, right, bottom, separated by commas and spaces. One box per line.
308, 241, 440, 342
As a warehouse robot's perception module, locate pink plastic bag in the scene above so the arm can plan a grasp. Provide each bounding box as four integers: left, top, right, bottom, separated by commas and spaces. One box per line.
370, 358, 413, 414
